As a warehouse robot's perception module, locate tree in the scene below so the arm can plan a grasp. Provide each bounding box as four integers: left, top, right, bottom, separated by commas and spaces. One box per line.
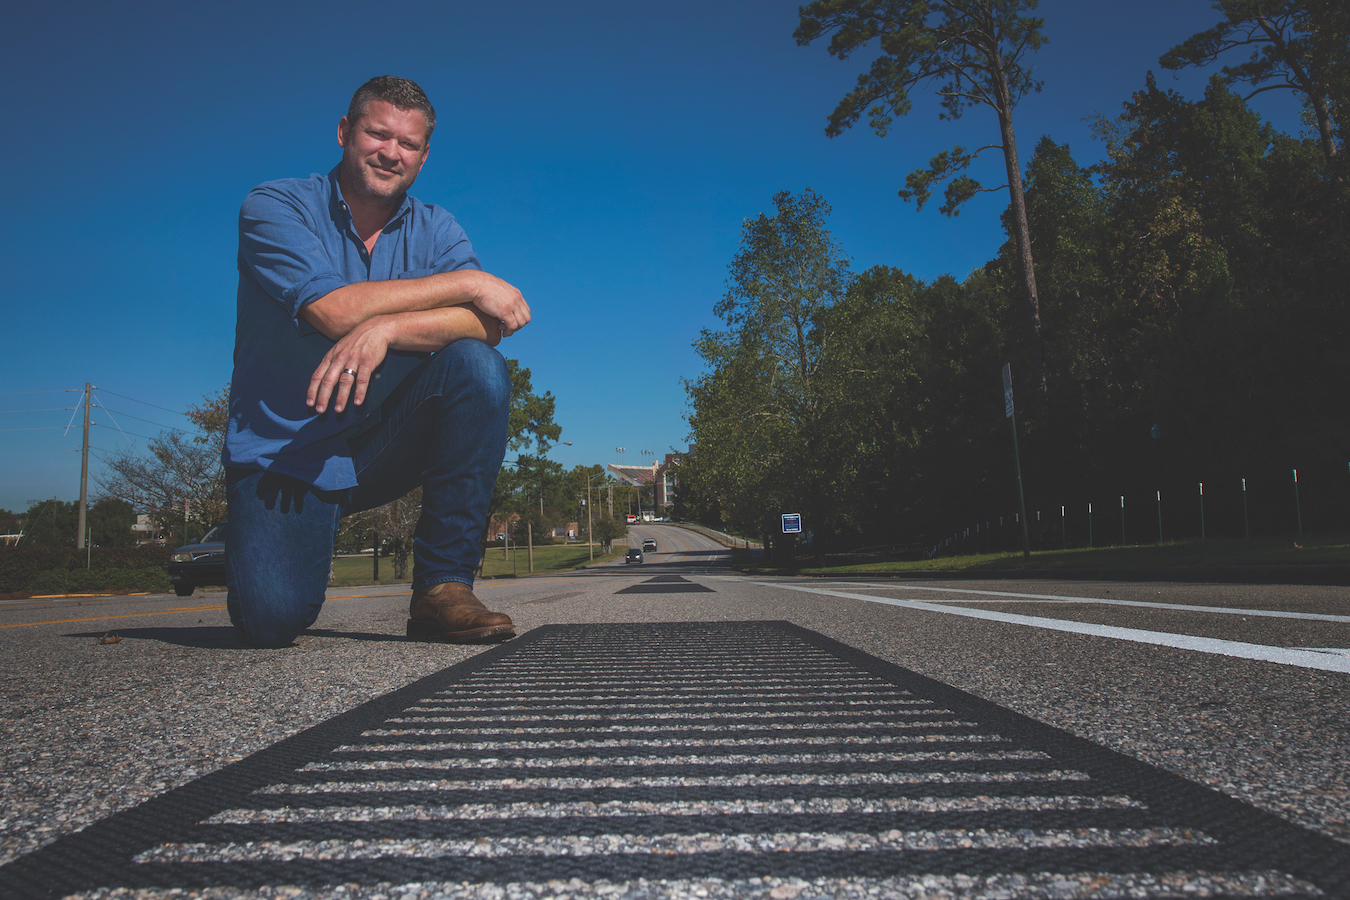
815, 265, 926, 541
358, 487, 421, 580
483, 359, 563, 561
796, 0, 1050, 393
590, 515, 627, 553
686, 188, 853, 558
16, 499, 77, 547
88, 498, 137, 547
1160, 0, 1345, 166
97, 385, 229, 544
0, 508, 20, 538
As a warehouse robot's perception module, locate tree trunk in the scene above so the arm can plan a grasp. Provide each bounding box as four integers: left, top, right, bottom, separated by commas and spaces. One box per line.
991, 52, 1047, 397
1257, 14, 1339, 166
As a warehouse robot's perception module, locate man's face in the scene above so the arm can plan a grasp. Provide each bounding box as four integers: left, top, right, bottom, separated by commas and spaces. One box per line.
337, 99, 431, 205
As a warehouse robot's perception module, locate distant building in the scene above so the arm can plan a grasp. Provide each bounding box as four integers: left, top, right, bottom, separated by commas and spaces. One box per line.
608, 446, 690, 517
653, 450, 687, 510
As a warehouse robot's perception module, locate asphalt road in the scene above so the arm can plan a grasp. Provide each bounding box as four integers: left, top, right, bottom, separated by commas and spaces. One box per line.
1, 523, 1347, 898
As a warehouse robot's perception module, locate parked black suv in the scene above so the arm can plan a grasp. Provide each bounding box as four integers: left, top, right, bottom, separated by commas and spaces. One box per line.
166, 523, 227, 597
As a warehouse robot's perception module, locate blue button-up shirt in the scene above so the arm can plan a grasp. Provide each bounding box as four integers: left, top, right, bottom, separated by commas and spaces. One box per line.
224, 165, 480, 490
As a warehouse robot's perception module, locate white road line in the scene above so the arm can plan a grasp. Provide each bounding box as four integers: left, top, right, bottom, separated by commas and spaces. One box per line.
758, 583, 1350, 674
206, 794, 1143, 824
138, 826, 1204, 863
812, 582, 1350, 624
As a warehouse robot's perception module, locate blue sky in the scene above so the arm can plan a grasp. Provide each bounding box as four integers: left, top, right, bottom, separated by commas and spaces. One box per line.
0, 0, 1309, 514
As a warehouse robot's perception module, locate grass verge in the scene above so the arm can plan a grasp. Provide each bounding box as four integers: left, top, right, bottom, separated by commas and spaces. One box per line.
328, 543, 623, 586
735, 533, 1350, 577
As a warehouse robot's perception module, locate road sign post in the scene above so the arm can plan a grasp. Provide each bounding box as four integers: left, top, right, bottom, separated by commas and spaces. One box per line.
1002, 364, 1031, 559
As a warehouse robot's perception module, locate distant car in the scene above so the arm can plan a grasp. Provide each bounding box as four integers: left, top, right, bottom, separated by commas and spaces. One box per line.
625, 548, 643, 564
166, 523, 227, 597
625, 514, 638, 525
642, 538, 657, 552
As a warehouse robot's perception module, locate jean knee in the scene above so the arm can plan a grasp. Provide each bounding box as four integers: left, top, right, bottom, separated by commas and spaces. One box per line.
434, 339, 510, 408
225, 468, 336, 648
227, 561, 326, 648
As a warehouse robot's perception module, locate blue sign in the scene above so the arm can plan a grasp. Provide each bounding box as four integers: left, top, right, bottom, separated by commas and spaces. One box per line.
781, 513, 802, 534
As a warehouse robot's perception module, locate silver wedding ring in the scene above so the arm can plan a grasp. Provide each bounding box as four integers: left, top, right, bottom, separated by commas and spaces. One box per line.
342, 368, 357, 376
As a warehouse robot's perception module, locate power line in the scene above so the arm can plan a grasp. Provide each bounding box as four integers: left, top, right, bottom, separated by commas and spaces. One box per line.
91, 422, 157, 442
0, 389, 80, 396
0, 449, 82, 456
93, 404, 199, 434
0, 408, 71, 414
0, 426, 67, 432
95, 389, 192, 418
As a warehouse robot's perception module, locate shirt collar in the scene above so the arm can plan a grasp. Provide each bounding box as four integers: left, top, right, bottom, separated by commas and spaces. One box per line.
327, 164, 414, 234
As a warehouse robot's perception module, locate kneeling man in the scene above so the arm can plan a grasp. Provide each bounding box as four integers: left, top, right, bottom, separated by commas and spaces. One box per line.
224, 76, 526, 647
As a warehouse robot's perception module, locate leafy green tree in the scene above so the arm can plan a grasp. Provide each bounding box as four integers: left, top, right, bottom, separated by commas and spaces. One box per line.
97, 385, 229, 544
796, 0, 1050, 393
510, 507, 555, 547
813, 265, 926, 542
481, 359, 563, 559
17, 499, 78, 547
1160, 0, 1344, 165
590, 515, 627, 553
903, 271, 1011, 541
687, 188, 853, 558
88, 498, 136, 547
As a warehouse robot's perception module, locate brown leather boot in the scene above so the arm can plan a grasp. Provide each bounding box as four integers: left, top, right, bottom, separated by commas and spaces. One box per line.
407, 581, 515, 644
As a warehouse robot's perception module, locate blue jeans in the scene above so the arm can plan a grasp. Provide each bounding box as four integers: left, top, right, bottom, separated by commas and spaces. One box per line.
225, 339, 510, 647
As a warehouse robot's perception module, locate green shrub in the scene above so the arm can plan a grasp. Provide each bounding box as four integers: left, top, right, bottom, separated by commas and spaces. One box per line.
0, 545, 173, 593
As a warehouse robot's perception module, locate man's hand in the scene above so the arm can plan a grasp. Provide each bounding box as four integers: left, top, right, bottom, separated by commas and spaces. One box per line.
307, 304, 502, 414
469, 272, 531, 336
308, 316, 393, 414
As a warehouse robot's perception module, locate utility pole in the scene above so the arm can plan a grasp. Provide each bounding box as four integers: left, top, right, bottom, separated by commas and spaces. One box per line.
76, 383, 91, 550
1002, 365, 1031, 559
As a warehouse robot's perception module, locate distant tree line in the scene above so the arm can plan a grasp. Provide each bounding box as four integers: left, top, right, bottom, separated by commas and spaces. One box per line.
682, 0, 1348, 555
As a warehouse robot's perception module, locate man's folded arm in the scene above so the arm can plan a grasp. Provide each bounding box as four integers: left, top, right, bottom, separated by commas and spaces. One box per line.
300, 269, 530, 340
305, 304, 501, 414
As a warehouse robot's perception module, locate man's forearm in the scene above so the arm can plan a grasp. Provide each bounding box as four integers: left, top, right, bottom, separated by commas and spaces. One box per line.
301, 270, 486, 338
300, 269, 528, 339
380, 305, 501, 352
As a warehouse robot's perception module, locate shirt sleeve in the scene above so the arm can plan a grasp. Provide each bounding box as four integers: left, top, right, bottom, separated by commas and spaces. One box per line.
238, 184, 348, 331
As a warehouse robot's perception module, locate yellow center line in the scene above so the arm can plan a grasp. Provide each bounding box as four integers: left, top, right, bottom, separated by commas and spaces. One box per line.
324, 591, 410, 601
28, 592, 151, 600
0, 605, 227, 629
5, 575, 590, 630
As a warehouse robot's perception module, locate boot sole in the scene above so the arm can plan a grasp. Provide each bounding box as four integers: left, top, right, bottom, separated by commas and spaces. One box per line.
406, 618, 515, 644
